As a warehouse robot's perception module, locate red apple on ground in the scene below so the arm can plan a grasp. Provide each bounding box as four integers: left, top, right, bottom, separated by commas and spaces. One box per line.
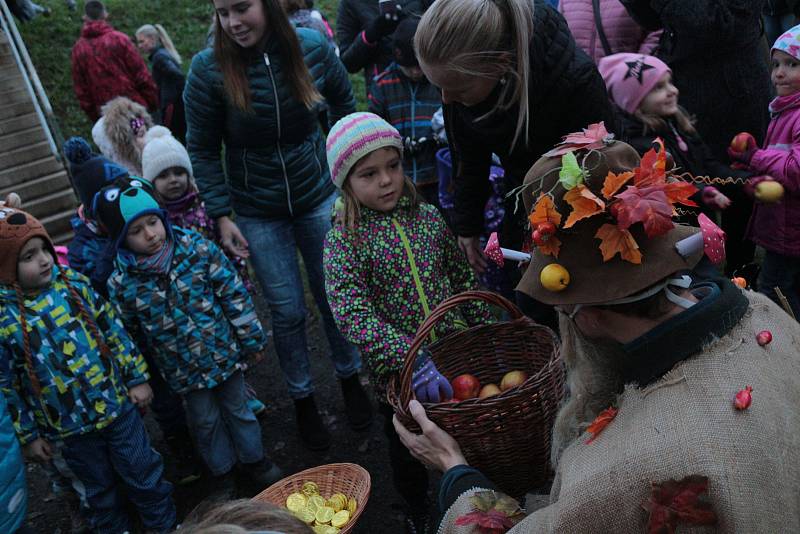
500, 370, 529, 391
451, 374, 481, 400
478, 383, 502, 399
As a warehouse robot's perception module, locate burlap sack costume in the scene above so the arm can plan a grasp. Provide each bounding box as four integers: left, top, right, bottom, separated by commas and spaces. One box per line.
436, 137, 800, 532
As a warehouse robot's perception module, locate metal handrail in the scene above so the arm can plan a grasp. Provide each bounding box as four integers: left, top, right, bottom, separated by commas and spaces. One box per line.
0, 0, 60, 158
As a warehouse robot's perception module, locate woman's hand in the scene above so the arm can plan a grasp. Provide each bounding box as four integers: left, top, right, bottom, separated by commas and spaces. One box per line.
23, 438, 53, 463
458, 235, 487, 274
393, 400, 467, 472
217, 216, 250, 259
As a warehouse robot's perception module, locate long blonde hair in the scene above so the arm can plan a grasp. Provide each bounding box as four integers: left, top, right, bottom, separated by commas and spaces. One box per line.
136, 24, 182, 65
634, 105, 697, 137
415, 0, 533, 150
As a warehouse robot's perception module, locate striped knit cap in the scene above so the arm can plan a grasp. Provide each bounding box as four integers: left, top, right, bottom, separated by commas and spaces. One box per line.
326, 112, 404, 189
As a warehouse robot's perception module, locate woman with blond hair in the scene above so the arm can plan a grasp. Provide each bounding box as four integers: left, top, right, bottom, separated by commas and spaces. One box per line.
136, 24, 187, 142
415, 0, 615, 272
184, 0, 370, 452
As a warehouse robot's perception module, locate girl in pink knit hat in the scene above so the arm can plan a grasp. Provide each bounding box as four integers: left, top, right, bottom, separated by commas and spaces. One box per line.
598, 53, 749, 230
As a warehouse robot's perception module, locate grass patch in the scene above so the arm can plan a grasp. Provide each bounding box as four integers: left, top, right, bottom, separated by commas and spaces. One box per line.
16, 0, 366, 143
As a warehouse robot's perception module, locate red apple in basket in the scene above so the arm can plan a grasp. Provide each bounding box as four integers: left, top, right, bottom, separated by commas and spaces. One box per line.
500, 370, 528, 391
479, 383, 502, 399
452, 374, 481, 400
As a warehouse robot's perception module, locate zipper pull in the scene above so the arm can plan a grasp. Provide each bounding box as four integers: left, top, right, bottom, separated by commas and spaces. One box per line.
264, 53, 270, 66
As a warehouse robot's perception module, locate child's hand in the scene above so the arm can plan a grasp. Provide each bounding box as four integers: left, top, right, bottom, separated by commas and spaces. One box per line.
727, 133, 757, 165
23, 438, 53, 463
128, 383, 154, 408
701, 186, 731, 210
458, 236, 487, 274
217, 216, 250, 259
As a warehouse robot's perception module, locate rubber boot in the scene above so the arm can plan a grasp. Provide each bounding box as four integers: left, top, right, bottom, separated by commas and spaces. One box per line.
340, 374, 373, 430
294, 395, 332, 451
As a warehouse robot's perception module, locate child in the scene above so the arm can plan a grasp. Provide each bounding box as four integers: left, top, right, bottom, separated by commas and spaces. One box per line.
368, 17, 443, 207
729, 25, 800, 318
280, 0, 338, 54
91, 96, 155, 176
95, 183, 283, 495
135, 24, 187, 143
0, 208, 176, 533
323, 112, 489, 533
140, 126, 265, 416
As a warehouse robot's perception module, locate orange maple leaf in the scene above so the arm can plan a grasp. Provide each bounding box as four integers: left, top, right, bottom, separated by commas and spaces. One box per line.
634, 138, 667, 187
537, 234, 561, 258
563, 185, 605, 228
602, 170, 635, 199
585, 406, 618, 444
662, 181, 699, 207
528, 194, 562, 227
595, 223, 642, 264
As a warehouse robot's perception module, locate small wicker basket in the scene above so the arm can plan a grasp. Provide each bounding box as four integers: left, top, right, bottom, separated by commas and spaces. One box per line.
252, 463, 371, 534
388, 291, 565, 496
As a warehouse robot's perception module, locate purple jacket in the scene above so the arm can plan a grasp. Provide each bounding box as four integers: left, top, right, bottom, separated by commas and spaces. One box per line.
746, 92, 800, 257
560, 0, 661, 62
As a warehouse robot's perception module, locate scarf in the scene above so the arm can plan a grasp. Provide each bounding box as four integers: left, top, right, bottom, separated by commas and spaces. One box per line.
768, 91, 800, 116
164, 188, 214, 236
134, 238, 175, 275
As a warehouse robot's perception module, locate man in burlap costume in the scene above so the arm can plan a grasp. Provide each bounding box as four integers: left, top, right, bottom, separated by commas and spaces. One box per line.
394, 138, 800, 532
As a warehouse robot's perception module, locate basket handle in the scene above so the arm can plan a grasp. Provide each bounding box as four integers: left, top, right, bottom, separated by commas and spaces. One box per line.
398, 290, 525, 409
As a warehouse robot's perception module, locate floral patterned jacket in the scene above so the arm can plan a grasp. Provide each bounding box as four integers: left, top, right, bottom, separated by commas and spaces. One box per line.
323, 197, 489, 396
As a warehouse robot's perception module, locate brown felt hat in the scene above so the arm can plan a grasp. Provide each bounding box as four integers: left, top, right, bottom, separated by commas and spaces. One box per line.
516, 140, 703, 306
0, 208, 56, 286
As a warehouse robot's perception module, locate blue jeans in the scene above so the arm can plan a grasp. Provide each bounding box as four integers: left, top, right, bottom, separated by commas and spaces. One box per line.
238, 192, 361, 399
183, 371, 264, 476
60, 404, 175, 534
758, 250, 800, 319
142, 350, 188, 437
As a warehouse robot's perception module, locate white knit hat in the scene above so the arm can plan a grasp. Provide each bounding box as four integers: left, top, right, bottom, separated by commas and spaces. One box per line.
141, 126, 193, 183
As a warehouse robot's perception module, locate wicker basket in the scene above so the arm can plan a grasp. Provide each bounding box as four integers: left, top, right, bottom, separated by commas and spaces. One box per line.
388, 291, 565, 496
252, 463, 371, 534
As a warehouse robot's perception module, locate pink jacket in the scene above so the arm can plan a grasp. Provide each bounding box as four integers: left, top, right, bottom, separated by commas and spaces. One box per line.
746, 92, 800, 257
560, 0, 662, 63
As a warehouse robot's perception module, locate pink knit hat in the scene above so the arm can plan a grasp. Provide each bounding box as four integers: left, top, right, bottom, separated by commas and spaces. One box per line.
597, 53, 671, 114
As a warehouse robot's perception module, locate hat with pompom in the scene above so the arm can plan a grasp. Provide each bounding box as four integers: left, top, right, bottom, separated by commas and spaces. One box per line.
326, 112, 403, 188
0, 208, 56, 285
141, 126, 193, 184
63, 136, 129, 214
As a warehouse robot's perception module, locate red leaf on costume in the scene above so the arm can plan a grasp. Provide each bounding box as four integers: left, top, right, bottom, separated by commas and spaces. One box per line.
642, 475, 718, 534
528, 194, 563, 227
595, 224, 642, 264
563, 185, 606, 228
662, 181, 699, 207
543, 122, 611, 157
602, 170, 635, 200
537, 234, 562, 258
455, 510, 516, 534
585, 406, 618, 443
614, 185, 675, 238
634, 139, 667, 187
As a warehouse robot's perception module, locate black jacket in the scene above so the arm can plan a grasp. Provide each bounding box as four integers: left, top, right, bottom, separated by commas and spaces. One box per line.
620, 0, 771, 160
150, 47, 186, 142
445, 1, 616, 243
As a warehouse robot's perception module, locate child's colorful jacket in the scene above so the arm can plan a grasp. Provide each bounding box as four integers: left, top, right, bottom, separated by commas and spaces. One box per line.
107, 226, 267, 395
67, 216, 115, 298
323, 197, 489, 395
745, 92, 800, 257
0, 267, 148, 445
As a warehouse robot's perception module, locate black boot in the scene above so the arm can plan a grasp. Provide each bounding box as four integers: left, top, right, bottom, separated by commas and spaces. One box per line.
294, 395, 332, 451
340, 374, 373, 431
240, 458, 284, 490
164, 425, 202, 486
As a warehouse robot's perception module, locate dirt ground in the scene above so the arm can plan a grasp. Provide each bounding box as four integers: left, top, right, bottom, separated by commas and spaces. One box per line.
25, 289, 429, 534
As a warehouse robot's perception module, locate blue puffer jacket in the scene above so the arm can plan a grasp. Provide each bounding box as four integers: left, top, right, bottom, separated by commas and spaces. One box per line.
67, 217, 115, 298
107, 227, 268, 394
184, 28, 356, 220
0, 267, 149, 445
0, 391, 26, 534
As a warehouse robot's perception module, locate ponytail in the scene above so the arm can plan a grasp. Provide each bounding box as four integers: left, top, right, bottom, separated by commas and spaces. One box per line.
136, 24, 182, 65
415, 0, 534, 149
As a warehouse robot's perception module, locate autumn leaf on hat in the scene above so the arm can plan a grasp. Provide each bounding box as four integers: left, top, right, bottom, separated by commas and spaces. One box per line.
528, 194, 562, 227
537, 235, 562, 258
614, 185, 675, 238
634, 139, 667, 187
642, 475, 718, 534
456, 491, 525, 534
558, 152, 586, 190
543, 122, 612, 157
564, 185, 605, 228
662, 181, 699, 208
595, 223, 642, 264
602, 170, 635, 199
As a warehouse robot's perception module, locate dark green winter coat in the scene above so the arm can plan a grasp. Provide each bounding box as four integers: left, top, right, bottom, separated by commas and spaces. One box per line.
184, 28, 356, 220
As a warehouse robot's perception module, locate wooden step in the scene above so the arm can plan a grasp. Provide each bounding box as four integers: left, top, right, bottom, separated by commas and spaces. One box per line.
0, 155, 63, 187
41, 209, 77, 245
0, 73, 24, 93
0, 99, 35, 120
2, 169, 72, 202
0, 142, 56, 176
0, 88, 32, 106
18, 188, 77, 221
0, 125, 46, 153
0, 112, 38, 136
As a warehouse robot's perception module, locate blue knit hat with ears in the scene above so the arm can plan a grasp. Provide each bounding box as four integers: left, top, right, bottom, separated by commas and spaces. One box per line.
63, 136, 129, 216
93, 179, 172, 251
